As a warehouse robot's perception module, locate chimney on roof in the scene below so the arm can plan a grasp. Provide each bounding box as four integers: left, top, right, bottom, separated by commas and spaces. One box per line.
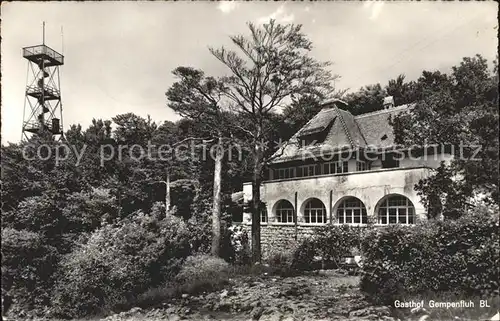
383, 96, 395, 109
321, 98, 348, 110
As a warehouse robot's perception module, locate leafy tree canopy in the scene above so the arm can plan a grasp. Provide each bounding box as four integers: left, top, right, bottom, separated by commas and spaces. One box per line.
392, 54, 499, 217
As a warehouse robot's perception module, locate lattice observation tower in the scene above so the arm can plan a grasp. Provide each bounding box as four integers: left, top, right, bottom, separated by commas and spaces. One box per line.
21, 25, 65, 140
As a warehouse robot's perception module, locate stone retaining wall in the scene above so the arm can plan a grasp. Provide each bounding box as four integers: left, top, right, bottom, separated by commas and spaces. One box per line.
238, 224, 325, 259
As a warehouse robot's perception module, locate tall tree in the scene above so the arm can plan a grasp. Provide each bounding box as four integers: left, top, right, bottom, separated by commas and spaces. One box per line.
281, 90, 348, 135
166, 66, 229, 257
392, 55, 499, 218
209, 20, 335, 262
385, 74, 419, 106
344, 83, 387, 115
281, 96, 322, 134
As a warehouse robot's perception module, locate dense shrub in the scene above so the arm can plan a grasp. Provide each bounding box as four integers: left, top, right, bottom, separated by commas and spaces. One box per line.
62, 187, 119, 232
313, 225, 365, 267
185, 201, 237, 263
287, 225, 366, 273
170, 179, 198, 220
291, 238, 316, 271
174, 255, 230, 294
52, 212, 191, 318
1, 229, 58, 313
228, 225, 251, 265
266, 249, 297, 276
360, 210, 500, 304
134, 255, 231, 308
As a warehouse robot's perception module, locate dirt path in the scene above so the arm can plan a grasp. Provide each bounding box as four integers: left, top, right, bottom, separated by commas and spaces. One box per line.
100, 271, 396, 321
6, 271, 497, 321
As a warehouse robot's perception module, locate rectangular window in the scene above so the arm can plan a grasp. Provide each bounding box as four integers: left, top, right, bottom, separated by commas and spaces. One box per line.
345, 209, 353, 224
337, 210, 344, 224
310, 211, 317, 223
260, 209, 268, 223
398, 208, 407, 224
298, 164, 320, 177
276, 209, 294, 223
356, 161, 371, 171
353, 209, 361, 223
276, 167, 295, 180
382, 153, 400, 169
389, 208, 397, 223
323, 161, 348, 175
408, 208, 415, 224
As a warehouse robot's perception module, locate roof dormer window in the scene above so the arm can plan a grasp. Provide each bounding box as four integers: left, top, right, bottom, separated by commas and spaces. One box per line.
301, 133, 325, 146
297, 113, 336, 147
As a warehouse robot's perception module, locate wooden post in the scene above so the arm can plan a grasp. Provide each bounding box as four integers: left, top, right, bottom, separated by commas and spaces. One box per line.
294, 191, 298, 241
165, 170, 170, 214
329, 190, 333, 223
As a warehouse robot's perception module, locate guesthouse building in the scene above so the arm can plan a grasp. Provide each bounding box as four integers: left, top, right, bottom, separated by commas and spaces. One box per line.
239, 98, 452, 256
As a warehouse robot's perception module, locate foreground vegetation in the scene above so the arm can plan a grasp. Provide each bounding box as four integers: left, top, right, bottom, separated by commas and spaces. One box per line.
2, 206, 498, 320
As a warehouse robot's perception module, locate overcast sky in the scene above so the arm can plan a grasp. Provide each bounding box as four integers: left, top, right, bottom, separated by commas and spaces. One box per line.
1, 1, 498, 144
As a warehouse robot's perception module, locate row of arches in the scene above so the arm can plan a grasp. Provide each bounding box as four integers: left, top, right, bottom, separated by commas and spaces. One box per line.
262, 195, 415, 225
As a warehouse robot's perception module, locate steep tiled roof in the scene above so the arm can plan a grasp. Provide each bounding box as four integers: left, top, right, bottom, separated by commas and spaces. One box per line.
336, 108, 366, 147
271, 102, 413, 164
355, 104, 413, 148
297, 108, 337, 136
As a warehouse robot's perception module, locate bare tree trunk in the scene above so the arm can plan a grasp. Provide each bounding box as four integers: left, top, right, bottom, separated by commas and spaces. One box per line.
118, 186, 122, 218
251, 144, 263, 264
211, 135, 223, 257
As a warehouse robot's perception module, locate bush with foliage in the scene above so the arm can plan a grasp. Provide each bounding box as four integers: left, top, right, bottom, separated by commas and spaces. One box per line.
52, 212, 191, 318
286, 225, 366, 273
135, 254, 231, 308
266, 249, 297, 276
1, 228, 59, 314
184, 192, 238, 263
174, 254, 230, 295
170, 179, 199, 220
360, 209, 499, 304
228, 225, 251, 265
291, 238, 317, 271
313, 225, 365, 267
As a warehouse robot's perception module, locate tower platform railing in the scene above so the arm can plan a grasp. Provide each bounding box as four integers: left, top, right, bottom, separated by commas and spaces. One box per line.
23, 119, 62, 135
23, 44, 64, 66
26, 85, 61, 100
